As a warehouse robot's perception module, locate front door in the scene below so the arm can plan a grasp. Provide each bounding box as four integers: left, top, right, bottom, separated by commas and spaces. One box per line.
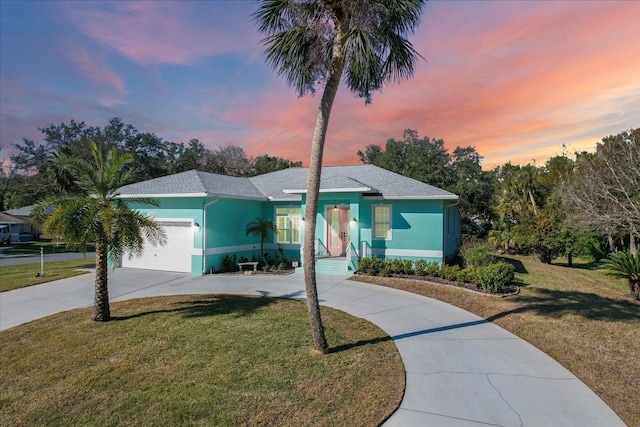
327, 207, 349, 256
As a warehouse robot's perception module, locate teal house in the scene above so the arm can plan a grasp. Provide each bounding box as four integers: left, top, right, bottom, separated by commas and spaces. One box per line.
117, 165, 460, 275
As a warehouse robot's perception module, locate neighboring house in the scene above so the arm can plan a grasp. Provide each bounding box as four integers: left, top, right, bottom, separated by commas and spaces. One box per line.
117, 165, 460, 275
0, 211, 34, 242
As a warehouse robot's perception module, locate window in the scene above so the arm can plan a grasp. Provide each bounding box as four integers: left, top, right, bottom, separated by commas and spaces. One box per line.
275, 207, 301, 244
373, 205, 392, 239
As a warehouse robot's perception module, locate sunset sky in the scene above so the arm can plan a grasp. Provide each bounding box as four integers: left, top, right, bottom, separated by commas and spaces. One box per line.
1, 0, 638, 171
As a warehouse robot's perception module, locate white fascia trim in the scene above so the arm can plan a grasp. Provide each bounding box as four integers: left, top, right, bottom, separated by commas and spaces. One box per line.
118, 193, 210, 198
283, 187, 371, 194
268, 197, 302, 202
118, 193, 266, 201
215, 194, 268, 201
371, 248, 443, 258
363, 195, 459, 200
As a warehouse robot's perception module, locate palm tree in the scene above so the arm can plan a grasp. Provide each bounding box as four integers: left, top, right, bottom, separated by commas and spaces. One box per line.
33, 139, 165, 321
601, 251, 640, 300
255, 0, 426, 353
245, 217, 277, 265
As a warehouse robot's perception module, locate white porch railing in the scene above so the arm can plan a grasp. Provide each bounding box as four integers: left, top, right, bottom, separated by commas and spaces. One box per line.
346, 241, 359, 271
315, 238, 328, 257
361, 241, 372, 259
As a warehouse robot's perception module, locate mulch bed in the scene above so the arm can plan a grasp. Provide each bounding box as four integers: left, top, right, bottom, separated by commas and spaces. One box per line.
354, 272, 520, 297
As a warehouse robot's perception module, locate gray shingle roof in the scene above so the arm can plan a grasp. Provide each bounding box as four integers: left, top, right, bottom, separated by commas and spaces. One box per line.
117, 165, 458, 201
117, 170, 265, 200
251, 165, 457, 200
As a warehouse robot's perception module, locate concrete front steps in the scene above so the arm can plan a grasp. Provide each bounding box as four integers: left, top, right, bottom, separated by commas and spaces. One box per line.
295, 256, 356, 275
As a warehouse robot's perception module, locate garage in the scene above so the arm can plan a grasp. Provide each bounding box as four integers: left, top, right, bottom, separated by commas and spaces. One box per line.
122, 221, 194, 273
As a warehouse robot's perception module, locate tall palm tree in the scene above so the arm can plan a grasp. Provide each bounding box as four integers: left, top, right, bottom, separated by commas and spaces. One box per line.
255, 0, 426, 353
245, 217, 277, 265
33, 139, 165, 321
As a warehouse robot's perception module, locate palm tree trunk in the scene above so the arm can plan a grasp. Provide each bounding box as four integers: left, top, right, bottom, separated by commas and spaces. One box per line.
303, 47, 346, 354
92, 238, 111, 321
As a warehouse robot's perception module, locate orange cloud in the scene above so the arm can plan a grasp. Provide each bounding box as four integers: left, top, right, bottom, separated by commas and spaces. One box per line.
233, 0, 640, 169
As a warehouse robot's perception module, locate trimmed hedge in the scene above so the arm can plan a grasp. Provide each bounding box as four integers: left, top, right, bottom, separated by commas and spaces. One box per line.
357, 256, 514, 293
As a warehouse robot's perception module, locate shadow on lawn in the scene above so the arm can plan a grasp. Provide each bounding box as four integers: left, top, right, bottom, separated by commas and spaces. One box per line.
496, 256, 528, 274
553, 260, 601, 271
487, 288, 640, 323
112, 295, 279, 321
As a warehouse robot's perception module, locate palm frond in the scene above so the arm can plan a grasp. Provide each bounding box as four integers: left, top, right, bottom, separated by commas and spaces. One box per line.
255, 0, 426, 103
601, 251, 640, 281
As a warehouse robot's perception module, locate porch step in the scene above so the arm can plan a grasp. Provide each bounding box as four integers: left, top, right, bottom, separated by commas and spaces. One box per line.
315, 257, 354, 275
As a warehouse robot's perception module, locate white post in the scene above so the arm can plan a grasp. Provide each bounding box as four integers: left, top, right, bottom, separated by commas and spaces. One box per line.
40, 247, 44, 276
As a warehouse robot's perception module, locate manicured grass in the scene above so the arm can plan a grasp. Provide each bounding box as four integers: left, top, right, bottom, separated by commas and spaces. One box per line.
0, 259, 95, 292
1, 240, 95, 255
352, 255, 640, 427
0, 295, 404, 426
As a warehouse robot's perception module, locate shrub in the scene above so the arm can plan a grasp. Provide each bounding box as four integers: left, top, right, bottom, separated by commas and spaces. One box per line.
358, 256, 385, 275
221, 254, 237, 272
414, 259, 428, 276
412, 260, 441, 277
600, 251, 640, 300
402, 259, 414, 275
387, 258, 405, 275
461, 241, 495, 267
472, 262, 515, 293
440, 264, 461, 282
425, 261, 440, 277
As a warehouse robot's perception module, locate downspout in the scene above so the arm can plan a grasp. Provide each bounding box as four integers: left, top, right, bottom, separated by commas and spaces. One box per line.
202, 196, 219, 274
444, 198, 461, 261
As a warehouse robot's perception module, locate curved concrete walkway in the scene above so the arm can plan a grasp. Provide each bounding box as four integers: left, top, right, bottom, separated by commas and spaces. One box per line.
0, 269, 626, 426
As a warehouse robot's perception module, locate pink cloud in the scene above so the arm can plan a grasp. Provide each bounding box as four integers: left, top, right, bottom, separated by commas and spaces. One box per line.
65, 2, 259, 66
66, 46, 128, 99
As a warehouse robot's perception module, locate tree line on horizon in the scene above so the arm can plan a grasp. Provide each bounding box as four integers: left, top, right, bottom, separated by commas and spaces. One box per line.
0, 117, 301, 211
360, 127, 639, 263
1, 118, 638, 262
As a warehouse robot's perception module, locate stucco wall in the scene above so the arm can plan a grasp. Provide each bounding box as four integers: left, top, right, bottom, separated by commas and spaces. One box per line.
359, 198, 446, 262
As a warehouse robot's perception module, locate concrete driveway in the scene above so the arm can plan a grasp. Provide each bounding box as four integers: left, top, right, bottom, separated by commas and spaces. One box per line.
0, 268, 626, 426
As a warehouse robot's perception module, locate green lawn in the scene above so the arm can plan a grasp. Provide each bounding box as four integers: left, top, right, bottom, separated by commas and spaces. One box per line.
0, 259, 95, 292
1, 240, 94, 255
0, 295, 404, 426
352, 255, 640, 427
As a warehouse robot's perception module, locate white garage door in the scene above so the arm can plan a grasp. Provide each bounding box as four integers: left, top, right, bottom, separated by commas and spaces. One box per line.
122, 221, 194, 273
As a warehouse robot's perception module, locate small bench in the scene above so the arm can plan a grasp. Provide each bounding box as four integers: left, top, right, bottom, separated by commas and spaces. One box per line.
238, 262, 259, 274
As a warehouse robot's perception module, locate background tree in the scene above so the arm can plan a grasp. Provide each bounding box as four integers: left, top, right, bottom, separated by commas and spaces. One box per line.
254, 154, 303, 176
207, 145, 254, 177
245, 217, 277, 265
358, 129, 492, 229
4, 118, 304, 210
562, 129, 640, 256
33, 140, 165, 321
255, 0, 426, 353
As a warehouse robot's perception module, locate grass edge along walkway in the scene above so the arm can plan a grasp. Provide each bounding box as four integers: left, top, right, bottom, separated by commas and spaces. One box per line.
0, 258, 95, 292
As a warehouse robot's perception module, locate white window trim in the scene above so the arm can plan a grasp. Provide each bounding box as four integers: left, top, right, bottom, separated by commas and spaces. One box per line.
274, 206, 301, 245
372, 204, 392, 240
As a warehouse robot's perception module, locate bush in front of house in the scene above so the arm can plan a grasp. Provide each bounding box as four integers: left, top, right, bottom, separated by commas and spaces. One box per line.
461, 240, 496, 267
465, 262, 515, 293
356, 256, 515, 294
358, 256, 385, 275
